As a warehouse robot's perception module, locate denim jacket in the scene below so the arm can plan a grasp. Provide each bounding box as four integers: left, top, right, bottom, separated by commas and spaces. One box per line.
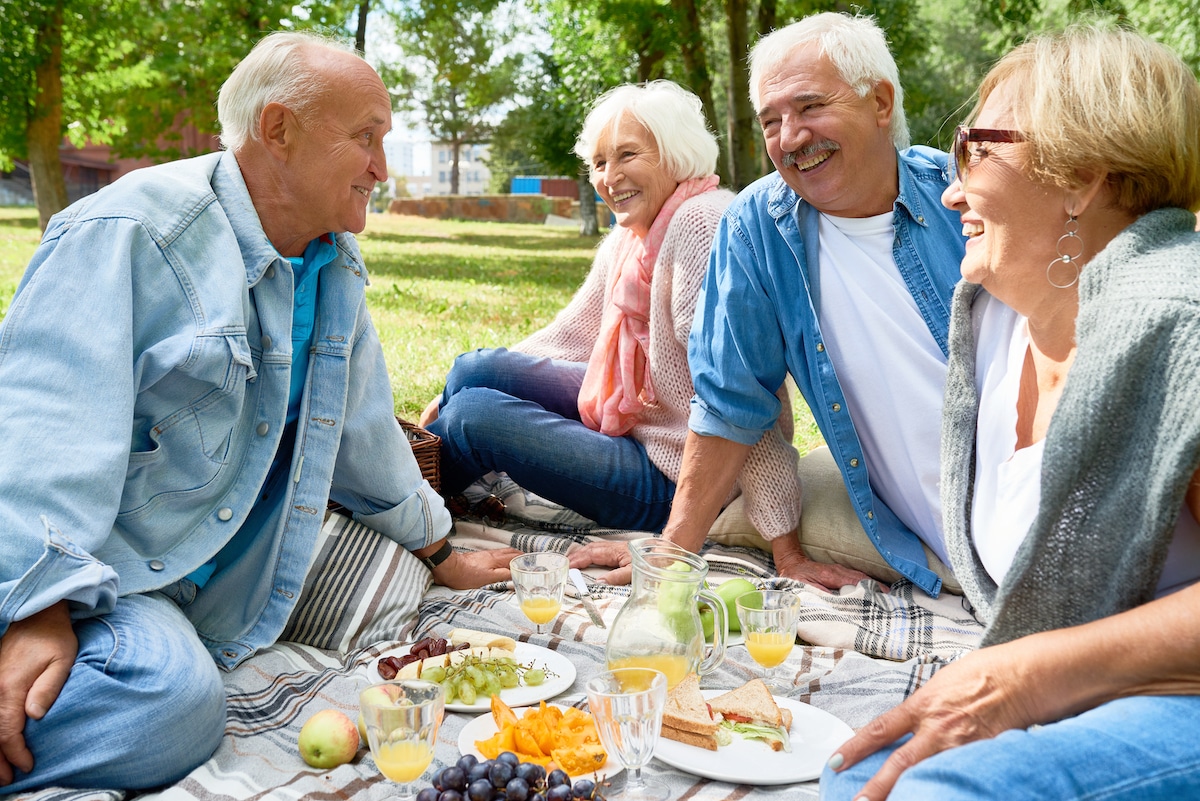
0, 151, 448, 667
688, 147, 964, 596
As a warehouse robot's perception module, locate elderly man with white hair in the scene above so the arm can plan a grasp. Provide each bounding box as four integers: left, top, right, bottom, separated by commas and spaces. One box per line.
0, 31, 515, 792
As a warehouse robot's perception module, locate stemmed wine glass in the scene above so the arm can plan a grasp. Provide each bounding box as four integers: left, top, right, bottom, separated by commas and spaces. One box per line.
586, 667, 669, 801
511, 552, 569, 635
359, 679, 444, 800
736, 590, 802, 691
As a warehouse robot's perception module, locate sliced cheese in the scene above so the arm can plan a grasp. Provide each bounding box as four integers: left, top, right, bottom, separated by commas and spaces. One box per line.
448, 628, 517, 652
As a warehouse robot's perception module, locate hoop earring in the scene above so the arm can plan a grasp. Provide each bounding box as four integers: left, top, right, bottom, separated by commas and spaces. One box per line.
1047, 214, 1082, 289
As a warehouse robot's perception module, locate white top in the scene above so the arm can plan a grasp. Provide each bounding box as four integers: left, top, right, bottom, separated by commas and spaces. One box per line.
817, 211, 950, 564
972, 294, 1200, 596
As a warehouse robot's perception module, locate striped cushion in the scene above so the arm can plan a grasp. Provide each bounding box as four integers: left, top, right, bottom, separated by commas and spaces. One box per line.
280, 512, 430, 652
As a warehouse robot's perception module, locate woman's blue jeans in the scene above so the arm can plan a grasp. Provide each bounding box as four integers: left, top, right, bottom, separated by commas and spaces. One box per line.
820, 695, 1200, 800
425, 348, 675, 532
6, 591, 226, 793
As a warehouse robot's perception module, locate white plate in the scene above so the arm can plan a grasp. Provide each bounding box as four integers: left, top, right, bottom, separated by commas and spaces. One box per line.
653, 690, 853, 785
457, 704, 624, 781
369, 642, 576, 713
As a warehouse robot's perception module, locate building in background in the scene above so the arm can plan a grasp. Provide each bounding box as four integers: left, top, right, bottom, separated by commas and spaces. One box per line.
431, 142, 490, 195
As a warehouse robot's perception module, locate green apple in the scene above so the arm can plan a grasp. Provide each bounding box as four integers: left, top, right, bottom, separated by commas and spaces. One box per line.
699, 605, 715, 642
357, 684, 401, 743
656, 559, 698, 613
298, 709, 360, 769
714, 577, 757, 633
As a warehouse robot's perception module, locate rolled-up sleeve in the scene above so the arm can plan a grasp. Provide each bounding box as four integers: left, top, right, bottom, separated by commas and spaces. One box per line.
687, 212, 791, 445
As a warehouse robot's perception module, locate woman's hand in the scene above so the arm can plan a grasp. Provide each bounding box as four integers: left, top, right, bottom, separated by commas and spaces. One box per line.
829, 639, 1051, 800
568, 541, 634, 586
418, 396, 441, 428
0, 601, 77, 786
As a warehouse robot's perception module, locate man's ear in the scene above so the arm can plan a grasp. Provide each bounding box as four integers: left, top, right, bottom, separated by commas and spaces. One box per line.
259, 102, 295, 160
872, 80, 896, 131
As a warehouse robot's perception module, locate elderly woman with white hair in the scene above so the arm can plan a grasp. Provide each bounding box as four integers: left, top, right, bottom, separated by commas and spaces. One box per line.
422, 80, 800, 534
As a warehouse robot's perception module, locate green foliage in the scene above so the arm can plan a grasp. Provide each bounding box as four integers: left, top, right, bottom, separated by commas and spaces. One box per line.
386, 0, 522, 155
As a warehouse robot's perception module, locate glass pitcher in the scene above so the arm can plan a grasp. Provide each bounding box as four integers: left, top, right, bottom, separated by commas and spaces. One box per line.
604, 538, 727, 689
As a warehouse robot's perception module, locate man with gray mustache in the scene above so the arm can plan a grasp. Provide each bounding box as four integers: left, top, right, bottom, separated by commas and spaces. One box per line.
574, 13, 967, 594
685, 10, 969, 594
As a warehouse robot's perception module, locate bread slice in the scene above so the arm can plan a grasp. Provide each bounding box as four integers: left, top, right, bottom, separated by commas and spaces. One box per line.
661, 674, 718, 735
660, 723, 719, 751
708, 679, 792, 752
707, 679, 782, 727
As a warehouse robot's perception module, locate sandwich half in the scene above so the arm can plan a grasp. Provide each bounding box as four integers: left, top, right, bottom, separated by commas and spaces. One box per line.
706, 678, 793, 752
660, 674, 727, 751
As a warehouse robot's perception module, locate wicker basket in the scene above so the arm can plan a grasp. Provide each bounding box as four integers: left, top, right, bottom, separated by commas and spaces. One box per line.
398, 417, 441, 493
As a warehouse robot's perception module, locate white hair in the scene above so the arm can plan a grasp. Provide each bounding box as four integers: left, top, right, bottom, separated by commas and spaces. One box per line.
573, 80, 719, 180
749, 12, 909, 149
217, 31, 356, 152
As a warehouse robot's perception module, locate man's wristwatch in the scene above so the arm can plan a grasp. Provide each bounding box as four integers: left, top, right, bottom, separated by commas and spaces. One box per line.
420, 541, 454, 571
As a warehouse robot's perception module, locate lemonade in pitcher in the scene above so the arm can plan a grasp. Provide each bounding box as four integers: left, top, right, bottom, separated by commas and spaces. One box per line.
606, 654, 691, 689
604, 539, 728, 690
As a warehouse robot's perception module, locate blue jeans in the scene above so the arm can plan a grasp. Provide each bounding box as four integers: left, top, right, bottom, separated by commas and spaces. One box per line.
820, 696, 1200, 801
6, 591, 226, 793
425, 348, 675, 531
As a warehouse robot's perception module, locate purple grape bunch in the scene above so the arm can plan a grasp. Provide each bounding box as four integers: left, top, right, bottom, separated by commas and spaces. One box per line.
414, 752, 606, 801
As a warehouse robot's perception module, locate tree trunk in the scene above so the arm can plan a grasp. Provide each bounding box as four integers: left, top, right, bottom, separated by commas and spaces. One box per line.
450, 139, 461, 195
355, 0, 370, 55
756, 0, 778, 176
671, 0, 727, 182
577, 173, 599, 236
724, 0, 758, 190
28, 1, 69, 230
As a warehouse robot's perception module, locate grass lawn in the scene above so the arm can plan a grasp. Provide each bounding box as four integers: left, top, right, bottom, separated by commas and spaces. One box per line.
0, 205, 823, 453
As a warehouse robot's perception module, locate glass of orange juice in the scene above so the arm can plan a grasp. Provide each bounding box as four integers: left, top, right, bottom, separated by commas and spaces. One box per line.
511, 552, 570, 635
359, 679, 444, 799
736, 590, 802, 691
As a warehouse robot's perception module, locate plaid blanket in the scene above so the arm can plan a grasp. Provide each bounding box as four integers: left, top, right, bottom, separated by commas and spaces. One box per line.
9, 484, 983, 801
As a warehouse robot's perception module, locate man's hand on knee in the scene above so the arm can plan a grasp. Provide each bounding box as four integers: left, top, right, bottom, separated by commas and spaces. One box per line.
0, 601, 77, 785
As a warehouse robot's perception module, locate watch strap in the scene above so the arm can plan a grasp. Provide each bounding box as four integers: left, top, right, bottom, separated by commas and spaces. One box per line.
420, 540, 454, 571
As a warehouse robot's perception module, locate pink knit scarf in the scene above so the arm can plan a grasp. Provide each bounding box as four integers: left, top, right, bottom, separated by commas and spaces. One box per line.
578, 174, 720, 435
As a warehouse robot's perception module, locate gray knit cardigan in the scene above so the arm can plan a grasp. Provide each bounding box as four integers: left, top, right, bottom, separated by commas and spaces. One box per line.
941, 207, 1200, 646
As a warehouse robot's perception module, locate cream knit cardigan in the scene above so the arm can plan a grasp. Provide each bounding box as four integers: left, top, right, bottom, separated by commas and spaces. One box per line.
516, 190, 802, 539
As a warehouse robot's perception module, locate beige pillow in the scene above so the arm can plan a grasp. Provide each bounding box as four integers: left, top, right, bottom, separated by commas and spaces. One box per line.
708, 446, 959, 593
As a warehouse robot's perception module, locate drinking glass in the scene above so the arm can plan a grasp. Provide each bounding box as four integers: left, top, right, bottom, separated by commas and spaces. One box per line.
359, 680, 444, 800
586, 667, 669, 801
511, 552, 569, 635
737, 590, 802, 691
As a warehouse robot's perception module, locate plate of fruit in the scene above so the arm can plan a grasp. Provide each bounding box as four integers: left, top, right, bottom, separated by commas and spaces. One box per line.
370, 628, 576, 713
458, 696, 622, 781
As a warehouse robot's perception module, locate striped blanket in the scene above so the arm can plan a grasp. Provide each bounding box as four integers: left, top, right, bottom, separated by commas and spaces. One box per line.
10, 489, 982, 801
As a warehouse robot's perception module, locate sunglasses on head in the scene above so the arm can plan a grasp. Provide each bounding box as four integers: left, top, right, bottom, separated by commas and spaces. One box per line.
949, 125, 1026, 185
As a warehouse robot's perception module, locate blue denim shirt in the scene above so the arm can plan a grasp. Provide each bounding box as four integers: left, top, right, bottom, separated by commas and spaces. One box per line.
688, 147, 965, 596
0, 151, 448, 667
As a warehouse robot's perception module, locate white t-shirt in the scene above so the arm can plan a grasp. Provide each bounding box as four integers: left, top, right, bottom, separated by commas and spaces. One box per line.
971, 294, 1200, 596
817, 212, 950, 564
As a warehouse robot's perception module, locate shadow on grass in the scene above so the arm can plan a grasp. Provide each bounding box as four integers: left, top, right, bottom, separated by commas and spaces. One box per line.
365, 251, 593, 291
364, 229, 601, 253
0, 215, 39, 230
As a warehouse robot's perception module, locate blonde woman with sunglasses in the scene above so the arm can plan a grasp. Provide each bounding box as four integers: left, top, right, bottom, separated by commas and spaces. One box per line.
824, 24, 1200, 801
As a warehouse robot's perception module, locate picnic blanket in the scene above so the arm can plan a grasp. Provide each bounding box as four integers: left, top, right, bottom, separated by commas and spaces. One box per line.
8, 478, 983, 801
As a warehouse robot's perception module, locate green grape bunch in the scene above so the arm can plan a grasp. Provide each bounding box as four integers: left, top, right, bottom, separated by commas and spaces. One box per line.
423, 654, 555, 705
